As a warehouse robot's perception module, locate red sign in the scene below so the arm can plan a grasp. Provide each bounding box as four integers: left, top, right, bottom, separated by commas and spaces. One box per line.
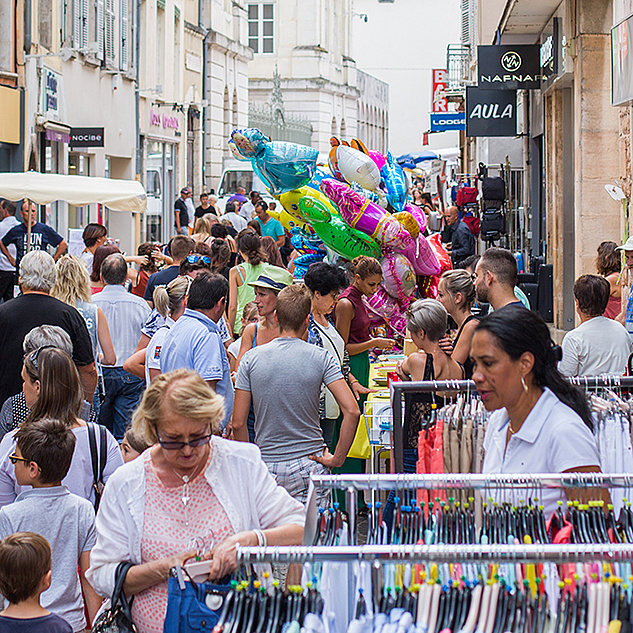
432, 69, 448, 113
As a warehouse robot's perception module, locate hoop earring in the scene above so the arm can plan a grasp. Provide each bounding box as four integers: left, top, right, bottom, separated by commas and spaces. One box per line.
521, 376, 529, 394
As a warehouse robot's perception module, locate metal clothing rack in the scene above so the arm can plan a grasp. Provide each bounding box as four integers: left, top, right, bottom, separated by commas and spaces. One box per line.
237, 543, 633, 565
390, 377, 633, 472
311, 472, 633, 491
308, 472, 633, 546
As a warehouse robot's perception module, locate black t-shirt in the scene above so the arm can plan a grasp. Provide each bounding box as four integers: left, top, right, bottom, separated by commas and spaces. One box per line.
0, 613, 73, 632
0, 294, 94, 407
174, 198, 189, 228
2, 222, 64, 270
143, 265, 180, 301
195, 205, 217, 219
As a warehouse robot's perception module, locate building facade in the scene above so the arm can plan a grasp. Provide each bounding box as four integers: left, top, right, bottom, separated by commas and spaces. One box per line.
458, 0, 622, 332
246, 0, 365, 155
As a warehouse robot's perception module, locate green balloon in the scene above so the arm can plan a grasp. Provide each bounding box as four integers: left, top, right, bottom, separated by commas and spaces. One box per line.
296, 194, 335, 223
312, 216, 382, 260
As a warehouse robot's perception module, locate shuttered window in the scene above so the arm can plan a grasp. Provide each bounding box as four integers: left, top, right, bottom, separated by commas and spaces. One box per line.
96, 0, 104, 60
120, 0, 129, 70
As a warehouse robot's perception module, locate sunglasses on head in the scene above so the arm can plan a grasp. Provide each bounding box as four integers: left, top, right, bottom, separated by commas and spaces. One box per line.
24, 345, 56, 371
186, 255, 211, 265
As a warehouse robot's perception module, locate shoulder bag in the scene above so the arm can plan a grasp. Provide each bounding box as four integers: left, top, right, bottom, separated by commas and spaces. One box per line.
92, 561, 136, 633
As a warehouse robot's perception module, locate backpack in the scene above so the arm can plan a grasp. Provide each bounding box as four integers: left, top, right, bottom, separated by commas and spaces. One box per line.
480, 210, 506, 238
87, 422, 107, 511
455, 186, 478, 206
481, 176, 506, 202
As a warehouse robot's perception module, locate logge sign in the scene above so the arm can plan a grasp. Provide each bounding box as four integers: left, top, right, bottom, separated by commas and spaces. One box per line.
465, 87, 516, 137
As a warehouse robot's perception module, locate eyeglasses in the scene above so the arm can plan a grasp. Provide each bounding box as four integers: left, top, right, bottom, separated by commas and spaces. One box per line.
9, 453, 31, 465
186, 255, 211, 265
24, 345, 56, 371
154, 426, 212, 450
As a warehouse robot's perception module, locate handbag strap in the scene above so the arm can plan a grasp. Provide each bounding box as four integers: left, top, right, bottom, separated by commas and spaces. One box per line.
112, 561, 135, 617
87, 422, 99, 485
87, 422, 107, 485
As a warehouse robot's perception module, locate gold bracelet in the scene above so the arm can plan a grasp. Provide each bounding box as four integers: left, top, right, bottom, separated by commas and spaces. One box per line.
350, 379, 359, 385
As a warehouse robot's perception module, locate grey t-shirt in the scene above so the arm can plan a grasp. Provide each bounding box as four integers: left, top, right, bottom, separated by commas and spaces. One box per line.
236, 337, 343, 461
0, 486, 96, 632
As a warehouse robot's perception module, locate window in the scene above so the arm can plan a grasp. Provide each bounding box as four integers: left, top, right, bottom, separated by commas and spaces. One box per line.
120, 0, 129, 71
248, 3, 274, 54
105, 0, 115, 64
73, 0, 89, 49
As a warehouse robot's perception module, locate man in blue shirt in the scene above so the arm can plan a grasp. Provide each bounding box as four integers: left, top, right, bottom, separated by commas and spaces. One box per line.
255, 201, 285, 247
160, 272, 233, 430
0, 201, 67, 275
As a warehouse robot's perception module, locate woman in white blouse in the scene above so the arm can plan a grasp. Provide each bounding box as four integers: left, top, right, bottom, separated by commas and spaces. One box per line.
471, 304, 603, 516
87, 370, 304, 632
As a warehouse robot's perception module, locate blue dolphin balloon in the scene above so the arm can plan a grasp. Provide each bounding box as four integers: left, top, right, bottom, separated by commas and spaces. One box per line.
380, 151, 408, 213
230, 128, 319, 195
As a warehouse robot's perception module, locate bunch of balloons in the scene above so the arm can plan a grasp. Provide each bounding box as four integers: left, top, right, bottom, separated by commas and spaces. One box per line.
228, 128, 452, 339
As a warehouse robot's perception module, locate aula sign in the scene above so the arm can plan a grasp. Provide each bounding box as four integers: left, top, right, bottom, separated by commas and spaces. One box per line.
466, 87, 516, 137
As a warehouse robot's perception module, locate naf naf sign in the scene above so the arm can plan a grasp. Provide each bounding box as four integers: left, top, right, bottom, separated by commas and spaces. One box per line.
477, 45, 546, 89
466, 87, 516, 137
430, 113, 466, 132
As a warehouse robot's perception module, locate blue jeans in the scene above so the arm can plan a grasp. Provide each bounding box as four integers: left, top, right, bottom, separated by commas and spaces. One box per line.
99, 367, 145, 440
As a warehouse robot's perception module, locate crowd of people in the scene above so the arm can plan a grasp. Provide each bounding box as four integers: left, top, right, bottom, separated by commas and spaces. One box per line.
0, 183, 630, 632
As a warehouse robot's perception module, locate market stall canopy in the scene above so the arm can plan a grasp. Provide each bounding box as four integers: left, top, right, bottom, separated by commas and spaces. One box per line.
396, 151, 439, 169
0, 171, 147, 214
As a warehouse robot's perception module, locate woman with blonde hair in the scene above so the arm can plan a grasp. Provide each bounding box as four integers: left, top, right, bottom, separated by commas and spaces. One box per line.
52, 255, 117, 391
123, 276, 190, 383
192, 217, 213, 245
87, 369, 305, 632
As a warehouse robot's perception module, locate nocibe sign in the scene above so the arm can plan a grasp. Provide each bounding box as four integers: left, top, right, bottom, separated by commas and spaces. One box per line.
477, 45, 547, 89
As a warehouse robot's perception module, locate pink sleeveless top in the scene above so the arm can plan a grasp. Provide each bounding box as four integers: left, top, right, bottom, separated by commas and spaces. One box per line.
339, 284, 371, 345
132, 450, 234, 633
604, 294, 621, 320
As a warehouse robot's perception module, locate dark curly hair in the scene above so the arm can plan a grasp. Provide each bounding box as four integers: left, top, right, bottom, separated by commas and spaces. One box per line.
304, 262, 348, 296
596, 241, 621, 276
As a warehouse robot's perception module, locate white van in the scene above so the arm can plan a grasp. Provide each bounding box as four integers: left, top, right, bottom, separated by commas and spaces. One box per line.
215, 160, 272, 214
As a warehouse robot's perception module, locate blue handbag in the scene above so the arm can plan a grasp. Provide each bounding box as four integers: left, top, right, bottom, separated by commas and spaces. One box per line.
163, 566, 233, 633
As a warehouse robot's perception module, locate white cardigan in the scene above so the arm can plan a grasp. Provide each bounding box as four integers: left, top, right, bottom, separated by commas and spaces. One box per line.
86, 436, 306, 597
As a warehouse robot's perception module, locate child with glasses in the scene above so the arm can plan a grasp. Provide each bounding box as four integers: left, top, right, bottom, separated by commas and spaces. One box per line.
0, 532, 72, 632
0, 419, 101, 631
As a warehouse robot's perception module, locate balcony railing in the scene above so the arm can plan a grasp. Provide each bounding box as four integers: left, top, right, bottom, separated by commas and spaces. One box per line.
446, 43, 471, 95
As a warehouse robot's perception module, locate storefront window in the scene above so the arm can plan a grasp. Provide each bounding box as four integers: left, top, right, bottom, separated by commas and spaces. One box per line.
145, 140, 175, 244
68, 153, 91, 229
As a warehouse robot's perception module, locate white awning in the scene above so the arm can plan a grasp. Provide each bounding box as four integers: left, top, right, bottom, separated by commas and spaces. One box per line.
0, 171, 147, 214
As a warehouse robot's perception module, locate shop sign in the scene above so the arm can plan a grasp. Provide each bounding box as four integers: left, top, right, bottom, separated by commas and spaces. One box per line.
466, 87, 516, 137
432, 69, 448, 113
70, 127, 105, 148
41, 67, 62, 118
430, 112, 465, 132
477, 45, 545, 89
45, 128, 70, 143
150, 108, 180, 131
540, 18, 560, 90
612, 13, 633, 106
